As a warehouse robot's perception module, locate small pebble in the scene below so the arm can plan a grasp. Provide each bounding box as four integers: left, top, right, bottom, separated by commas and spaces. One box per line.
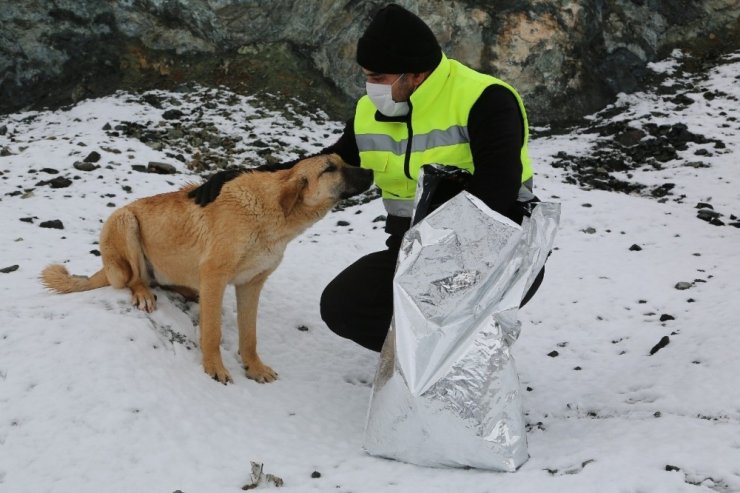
649, 336, 670, 355
40, 219, 64, 229
74, 161, 99, 172
147, 162, 177, 174
47, 176, 73, 188
84, 151, 101, 163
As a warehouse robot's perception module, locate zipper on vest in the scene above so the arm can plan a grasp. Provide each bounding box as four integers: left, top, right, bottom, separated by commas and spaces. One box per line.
403, 101, 414, 180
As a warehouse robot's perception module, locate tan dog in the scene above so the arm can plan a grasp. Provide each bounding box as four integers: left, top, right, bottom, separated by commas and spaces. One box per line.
41, 154, 373, 384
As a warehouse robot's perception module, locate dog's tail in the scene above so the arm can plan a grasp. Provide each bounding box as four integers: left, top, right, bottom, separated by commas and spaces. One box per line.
40, 265, 110, 294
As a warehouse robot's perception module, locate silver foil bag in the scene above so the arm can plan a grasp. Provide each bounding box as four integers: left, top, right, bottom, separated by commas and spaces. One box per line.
364, 191, 561, 471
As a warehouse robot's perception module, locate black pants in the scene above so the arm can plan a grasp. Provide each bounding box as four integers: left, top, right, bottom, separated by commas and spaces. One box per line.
320, 234, 545, 352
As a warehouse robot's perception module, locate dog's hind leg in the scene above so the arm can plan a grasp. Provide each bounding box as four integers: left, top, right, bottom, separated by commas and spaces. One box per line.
100, 208, 156, 312
235, 273, 278, 383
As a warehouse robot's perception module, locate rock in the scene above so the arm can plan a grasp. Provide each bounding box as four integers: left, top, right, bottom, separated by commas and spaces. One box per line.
615, 128, 646, 147
650, 183, 675, 198
40, 219, 64, 229
102, 122, 112, 131
671, 94, 695, 106
40, 167, 59, 174
143, 93, 164, 108
708, 217, 725, 226
74, 161, 100, 171
84, 151, 101, 163
162, 109, 185, 120
697, 208, 721, 222
659, 314, 675, 322
147, 162, 177, 174
47, 176, 73, 188
697, 206, 726, 225
0, 125, 7, 135
20, 217, 35, 223
629, 244, 642, 251
582, 227, 597, 234
311, 471, 321, 479
296, 325, 309, 332
336, 220, 350, 227
674, 282, 692, 290
685, 161, 710, 168
0, 0, 738, 127
1, 265, 19, 273
649, 336, 670, 355
547, 350, 559, 358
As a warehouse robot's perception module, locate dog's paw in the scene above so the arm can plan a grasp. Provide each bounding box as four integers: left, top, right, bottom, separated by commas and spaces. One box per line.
245, 362, 278, 384
131, 288, 156, 313
204, 361, 233, 385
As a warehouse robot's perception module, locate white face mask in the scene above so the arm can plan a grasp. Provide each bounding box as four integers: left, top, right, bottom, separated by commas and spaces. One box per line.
365, 74, 409, 117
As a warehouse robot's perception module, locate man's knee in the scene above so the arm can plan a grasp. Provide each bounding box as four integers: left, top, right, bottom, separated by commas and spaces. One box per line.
320, 281, 346, 337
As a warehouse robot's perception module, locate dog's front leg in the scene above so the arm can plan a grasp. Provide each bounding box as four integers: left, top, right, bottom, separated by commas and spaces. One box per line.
199, 270, 232, 384
236, 276, 278, 383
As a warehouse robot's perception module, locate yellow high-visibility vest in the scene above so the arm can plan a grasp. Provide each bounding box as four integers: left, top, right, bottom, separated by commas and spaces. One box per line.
355, 54, 533, 212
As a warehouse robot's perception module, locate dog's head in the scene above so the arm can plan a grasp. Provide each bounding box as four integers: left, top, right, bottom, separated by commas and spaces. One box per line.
279, 154, 373, 216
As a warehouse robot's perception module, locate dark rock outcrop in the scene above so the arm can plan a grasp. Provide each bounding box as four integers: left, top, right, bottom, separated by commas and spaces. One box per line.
1, 1, 738, 125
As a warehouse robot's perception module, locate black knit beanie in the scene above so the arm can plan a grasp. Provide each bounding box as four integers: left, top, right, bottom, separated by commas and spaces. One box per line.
356, 4, 442, 74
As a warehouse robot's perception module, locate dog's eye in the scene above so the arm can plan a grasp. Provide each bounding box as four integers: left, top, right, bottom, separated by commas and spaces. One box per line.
320, 164, 338, 175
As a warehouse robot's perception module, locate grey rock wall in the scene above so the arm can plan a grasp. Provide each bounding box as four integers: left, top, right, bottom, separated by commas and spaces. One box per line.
1, 0, 738, 125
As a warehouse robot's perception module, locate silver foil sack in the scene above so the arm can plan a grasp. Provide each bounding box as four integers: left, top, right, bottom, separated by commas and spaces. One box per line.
363, 191, 561, 471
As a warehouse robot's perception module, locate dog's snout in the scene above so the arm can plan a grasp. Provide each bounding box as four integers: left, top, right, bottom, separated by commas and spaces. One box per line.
340, 166, 374, 198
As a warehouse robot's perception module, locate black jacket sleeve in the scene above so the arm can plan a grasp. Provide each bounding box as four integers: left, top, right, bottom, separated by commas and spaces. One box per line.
464, 84, 524, 218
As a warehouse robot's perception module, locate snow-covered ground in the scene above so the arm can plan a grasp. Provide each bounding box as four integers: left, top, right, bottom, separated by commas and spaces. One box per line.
1, 51, 739, 493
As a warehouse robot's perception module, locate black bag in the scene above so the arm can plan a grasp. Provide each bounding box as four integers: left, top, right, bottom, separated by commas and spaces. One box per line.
411, 165, 472, 226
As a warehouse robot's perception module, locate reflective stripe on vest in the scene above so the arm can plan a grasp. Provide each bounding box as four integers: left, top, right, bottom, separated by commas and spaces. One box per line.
355, 125, 470, 156
354, 54, 533, 206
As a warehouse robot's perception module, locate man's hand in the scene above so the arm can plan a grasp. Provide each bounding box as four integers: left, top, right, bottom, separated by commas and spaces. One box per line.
188, 168, 245, 206
412, 164, 471, 225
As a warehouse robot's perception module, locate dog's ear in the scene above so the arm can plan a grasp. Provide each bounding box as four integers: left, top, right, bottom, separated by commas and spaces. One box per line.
279, 176, 308, 217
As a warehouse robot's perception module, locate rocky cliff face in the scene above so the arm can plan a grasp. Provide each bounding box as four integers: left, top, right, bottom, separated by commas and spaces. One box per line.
1, 0, 738, 125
